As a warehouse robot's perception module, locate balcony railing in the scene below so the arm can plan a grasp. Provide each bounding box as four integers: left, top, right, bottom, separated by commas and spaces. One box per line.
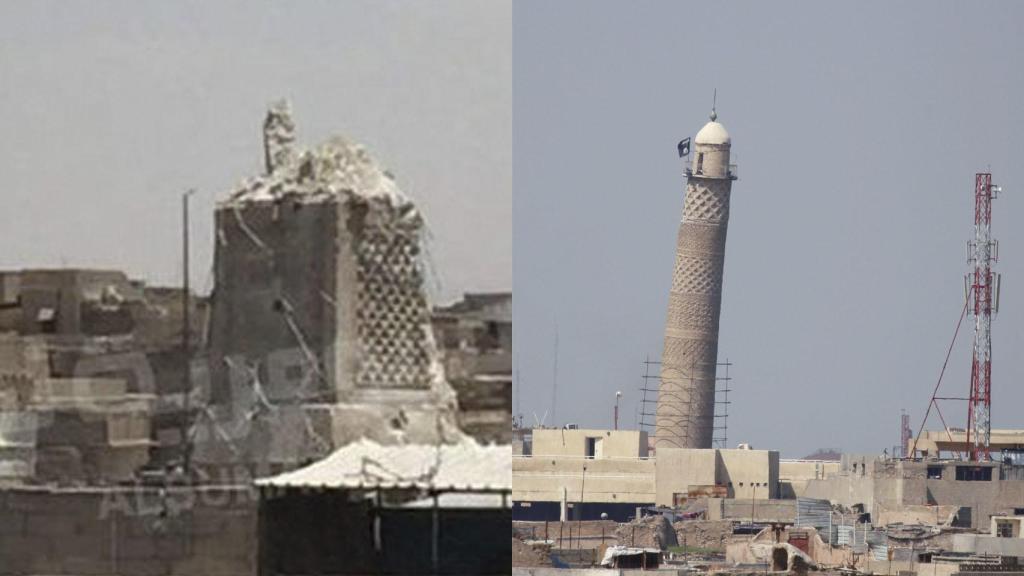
685, 163, 738, 180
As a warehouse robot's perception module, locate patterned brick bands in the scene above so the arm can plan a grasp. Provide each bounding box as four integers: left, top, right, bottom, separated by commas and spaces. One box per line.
656, 176, 731, 449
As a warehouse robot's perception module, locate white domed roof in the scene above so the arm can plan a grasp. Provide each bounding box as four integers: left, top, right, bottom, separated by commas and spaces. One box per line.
694, 119, 731, 146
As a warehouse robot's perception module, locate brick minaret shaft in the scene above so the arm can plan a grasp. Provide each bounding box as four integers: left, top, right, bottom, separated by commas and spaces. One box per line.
655, 110, 735, 449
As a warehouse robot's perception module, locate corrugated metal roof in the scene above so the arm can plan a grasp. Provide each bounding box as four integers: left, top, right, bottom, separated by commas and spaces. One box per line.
254, 439, 511, 492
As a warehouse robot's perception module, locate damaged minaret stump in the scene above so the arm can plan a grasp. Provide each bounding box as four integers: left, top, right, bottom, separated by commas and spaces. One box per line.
263, 100, 296, 174
655, 109, 737, 450
195, 101, 461, 474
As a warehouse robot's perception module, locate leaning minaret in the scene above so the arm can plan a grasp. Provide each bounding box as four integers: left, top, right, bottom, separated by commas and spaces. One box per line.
655, 109, 736, 449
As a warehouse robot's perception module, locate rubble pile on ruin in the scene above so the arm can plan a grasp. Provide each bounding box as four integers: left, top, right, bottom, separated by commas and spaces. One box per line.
615, 515, 678, 550
673, 519, 734, 551
223, 100, 437, 394
512, 535, 551, 567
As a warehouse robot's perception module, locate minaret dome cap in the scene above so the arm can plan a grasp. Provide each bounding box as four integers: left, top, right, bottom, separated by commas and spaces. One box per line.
694, 114, 731, 146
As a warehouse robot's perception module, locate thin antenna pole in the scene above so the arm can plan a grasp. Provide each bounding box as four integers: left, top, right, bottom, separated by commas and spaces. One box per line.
181, 189, 195, 476
911, 297, 968, 459
515, 364, 522, 427
551, 322, 559, 427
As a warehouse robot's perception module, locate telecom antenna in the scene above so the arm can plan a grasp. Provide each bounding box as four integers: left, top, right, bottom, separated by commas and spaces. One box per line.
966, 173, 1002, 461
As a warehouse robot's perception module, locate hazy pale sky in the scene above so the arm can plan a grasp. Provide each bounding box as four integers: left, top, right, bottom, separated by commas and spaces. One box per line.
0, 0, 511, 303
513, 0, 1024, 457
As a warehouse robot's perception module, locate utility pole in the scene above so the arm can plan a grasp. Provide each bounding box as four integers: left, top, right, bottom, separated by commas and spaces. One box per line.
751, 484, 756, 525
551, 324, 559, 427
181, 189, 195, 476
614, 391, 622, 430
577, 464, 587, 550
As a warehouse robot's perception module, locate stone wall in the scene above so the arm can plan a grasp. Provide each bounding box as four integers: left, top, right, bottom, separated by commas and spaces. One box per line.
0, 485, 257, 576
713, 498, 796, 523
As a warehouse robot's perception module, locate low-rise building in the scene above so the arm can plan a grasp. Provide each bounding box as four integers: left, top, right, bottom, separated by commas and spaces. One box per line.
0, 269, 201, 482
512, 427, 780, 521
803, 455, 1024, 530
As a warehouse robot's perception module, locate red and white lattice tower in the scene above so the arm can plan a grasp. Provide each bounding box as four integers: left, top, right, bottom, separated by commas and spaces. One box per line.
966, 172, 1000, 461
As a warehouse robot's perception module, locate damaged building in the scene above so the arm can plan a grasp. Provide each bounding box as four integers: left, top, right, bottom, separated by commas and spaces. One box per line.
0, 269, 204, 483
432, 292, 512, 444
192, 101, 465, 475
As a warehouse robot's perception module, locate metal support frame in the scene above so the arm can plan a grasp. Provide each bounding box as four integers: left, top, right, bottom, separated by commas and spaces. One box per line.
639, 356, 732, 448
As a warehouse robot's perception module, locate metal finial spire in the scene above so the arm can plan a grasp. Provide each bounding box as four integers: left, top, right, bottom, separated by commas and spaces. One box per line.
710, 89, 717, 121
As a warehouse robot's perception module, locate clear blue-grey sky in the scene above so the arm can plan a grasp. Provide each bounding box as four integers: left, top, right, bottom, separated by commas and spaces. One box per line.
0, 1, 511, 304
513, 1, 1024, 457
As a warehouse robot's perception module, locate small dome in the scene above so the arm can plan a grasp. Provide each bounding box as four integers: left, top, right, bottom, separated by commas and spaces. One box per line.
694, 119, 731, 146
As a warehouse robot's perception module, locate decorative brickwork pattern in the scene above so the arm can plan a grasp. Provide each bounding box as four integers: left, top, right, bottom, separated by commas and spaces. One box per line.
682, 182, 730, 223
671, 255, 724, 296
355, 226, 432, 390
666, 293, 720, 332
676, 224, 726, 256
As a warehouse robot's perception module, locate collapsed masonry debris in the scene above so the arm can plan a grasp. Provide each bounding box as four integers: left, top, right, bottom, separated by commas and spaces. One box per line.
673, 518, 733, 551
600, 546, 662, 569
513, 535, 552, 568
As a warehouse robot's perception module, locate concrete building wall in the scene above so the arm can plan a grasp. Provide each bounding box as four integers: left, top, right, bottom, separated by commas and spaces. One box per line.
532, 429, 648, 459
654, 447, 778, 506
513, 445, 781, 510
953, 533, 1024, 556
512, 455, 655, 505
708, 497, 797, 523
7, 270, 139, 336
911, 429, 1024, 458
779, 460, 840, 498
718, 448, 779, 500
654, 448, 718, 506
0, 334, 50, 380
803, 459, 1024, 530
802, 475, 877, 511
0, 485, 256, 576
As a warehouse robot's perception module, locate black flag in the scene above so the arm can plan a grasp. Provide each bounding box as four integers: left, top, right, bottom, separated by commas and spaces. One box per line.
677, 137, 691, 158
